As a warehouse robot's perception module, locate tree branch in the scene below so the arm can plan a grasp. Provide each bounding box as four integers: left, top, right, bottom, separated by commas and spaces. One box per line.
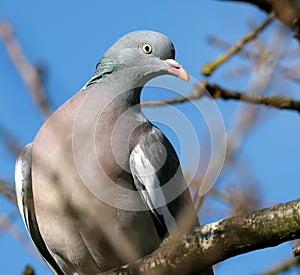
293, 241, 300, 257
22, 265, 35, 275
0, 122, 23, 156
0, 179, 16, 203
101, 198, 300, 274
201, 81, 300, 112
219, 0, 300, 41
142, 81, 300, 113
141, 84, 206, 107
262, 256, 300, 275
201, 12, 275, 76
0, 20, 52, 118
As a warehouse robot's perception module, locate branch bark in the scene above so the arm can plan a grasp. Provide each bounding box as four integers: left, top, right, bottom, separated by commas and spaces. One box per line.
101, 198, 300, 274
201, 81, 300, 112
22, 265, 35, 275
142, 81, 300, 113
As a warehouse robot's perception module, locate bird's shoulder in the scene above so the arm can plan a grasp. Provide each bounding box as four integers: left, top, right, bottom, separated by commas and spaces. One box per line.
129, 121, 160, 146
129, 121, 180, 177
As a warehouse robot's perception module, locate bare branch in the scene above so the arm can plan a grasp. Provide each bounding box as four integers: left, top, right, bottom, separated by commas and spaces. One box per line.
0, 209, 32, 253
23, 265, 35, 275
101, 198, 300, 274
0, 179, 16, 203
220, 0, 300, 40
293, 240, 300, 257
0, 20, 52, 118
141, 86, 205, 106
201, 12, 275, 76
142, 81, 300, 113
206, 34, 256, 60
201, 81, 300, 112
0, 122, 22, 156
281, 66, 300, 84
262, 256, 300, 275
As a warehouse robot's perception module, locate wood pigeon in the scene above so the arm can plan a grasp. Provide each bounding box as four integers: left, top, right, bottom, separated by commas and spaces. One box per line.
15, 30, 213, 275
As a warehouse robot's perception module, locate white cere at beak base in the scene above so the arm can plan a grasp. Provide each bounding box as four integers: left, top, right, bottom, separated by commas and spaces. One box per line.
165, 59, 182, 69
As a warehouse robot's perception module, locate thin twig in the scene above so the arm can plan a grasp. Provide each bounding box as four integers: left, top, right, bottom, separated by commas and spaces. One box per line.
201, 12, 275, 76
0, 210, 19, 237
0, 122, 22, 156
141, 85, 205, 106
23, 265, 35, 275
201, 81, 300, 112
0, 179, 16, 203
262, 256, 300, 275
281, 66, 300, 84
207, 34, 256, 60
0, 20, 52, 118
221, 0, 300, 41
142, 81, 300, 113
293, 242, 300, 258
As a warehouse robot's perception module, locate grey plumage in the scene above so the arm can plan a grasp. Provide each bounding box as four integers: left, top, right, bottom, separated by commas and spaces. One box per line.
15, 30, 213, 274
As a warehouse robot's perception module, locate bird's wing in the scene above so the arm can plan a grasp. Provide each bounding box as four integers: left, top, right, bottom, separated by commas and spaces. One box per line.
129, 126, 214, 275
15, 143, 64, 275
129, 126, 194, 238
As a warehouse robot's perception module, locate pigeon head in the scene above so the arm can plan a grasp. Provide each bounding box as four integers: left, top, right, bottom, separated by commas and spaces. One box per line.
87, 30, 189, 86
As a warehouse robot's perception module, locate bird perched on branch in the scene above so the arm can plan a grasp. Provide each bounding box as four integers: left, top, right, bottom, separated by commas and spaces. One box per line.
15, 30, 213, 275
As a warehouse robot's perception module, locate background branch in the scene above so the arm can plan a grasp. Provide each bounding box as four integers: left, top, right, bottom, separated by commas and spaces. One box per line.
293, 241, 300, 257
262, 257, 300, 275
0, 179, 16, 203
201, 12, 274, 76
143, 81, 300, 113
0, 20, 51, 118
201, 81, 300, 112
220, 0, 300, 40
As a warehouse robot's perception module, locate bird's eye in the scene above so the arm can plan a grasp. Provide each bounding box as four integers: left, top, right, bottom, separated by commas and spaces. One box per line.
142, 43, 152, 54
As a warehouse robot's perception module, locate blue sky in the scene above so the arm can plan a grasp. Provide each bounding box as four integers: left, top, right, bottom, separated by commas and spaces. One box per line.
0, 1, 300, 274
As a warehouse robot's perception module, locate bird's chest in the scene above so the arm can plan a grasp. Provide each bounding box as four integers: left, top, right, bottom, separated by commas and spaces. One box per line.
93, 112, 140, 188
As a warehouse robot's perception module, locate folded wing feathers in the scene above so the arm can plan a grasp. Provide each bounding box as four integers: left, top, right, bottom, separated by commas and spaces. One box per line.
15, 143, 64, 275
129, 142, 177, 235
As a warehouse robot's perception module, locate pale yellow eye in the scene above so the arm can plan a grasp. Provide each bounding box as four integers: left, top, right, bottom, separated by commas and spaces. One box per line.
142, 43, 152, 54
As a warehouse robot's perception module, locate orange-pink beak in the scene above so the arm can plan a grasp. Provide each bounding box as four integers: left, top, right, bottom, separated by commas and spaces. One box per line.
164, 59, 189, 82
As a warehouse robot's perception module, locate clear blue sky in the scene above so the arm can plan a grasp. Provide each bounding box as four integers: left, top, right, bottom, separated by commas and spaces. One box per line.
0, 1, 299, 274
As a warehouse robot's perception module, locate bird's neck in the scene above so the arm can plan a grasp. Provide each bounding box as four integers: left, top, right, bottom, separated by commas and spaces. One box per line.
86, 68, 147, 113
118, 87, 142, 107
90, 85, 143, 119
